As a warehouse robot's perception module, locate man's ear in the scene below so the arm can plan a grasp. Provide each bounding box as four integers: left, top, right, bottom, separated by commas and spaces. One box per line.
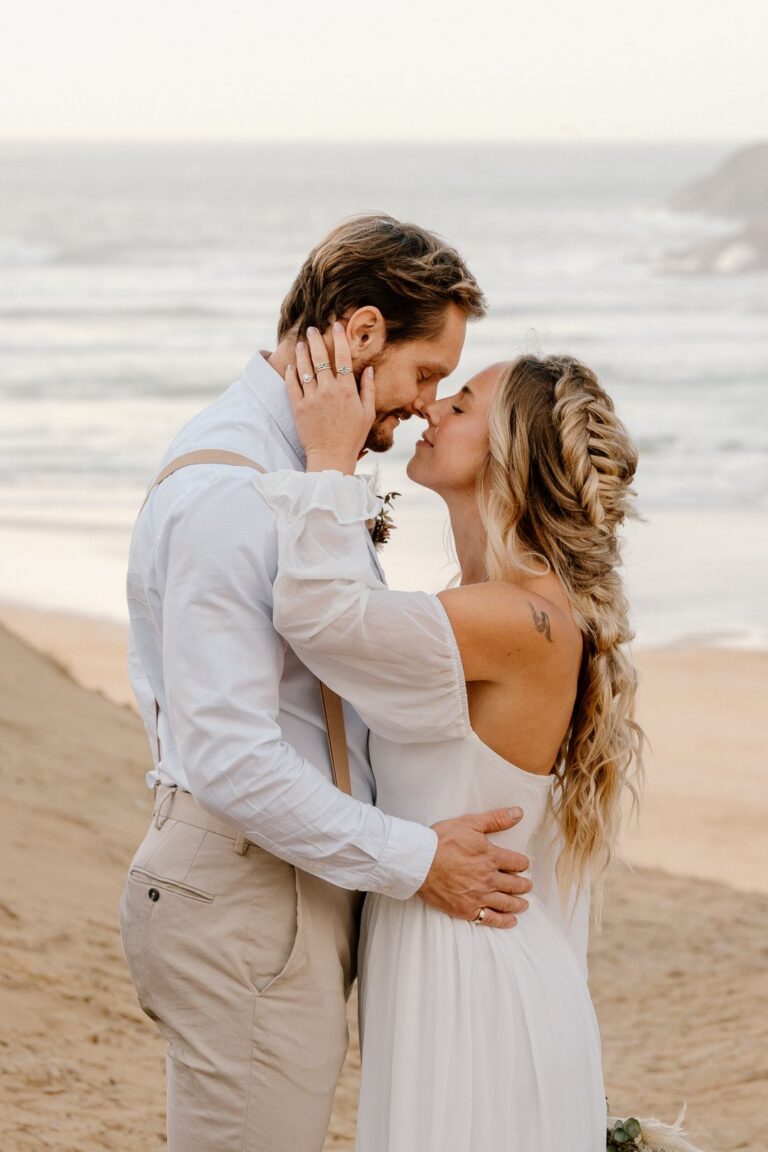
344, 307, 386, 361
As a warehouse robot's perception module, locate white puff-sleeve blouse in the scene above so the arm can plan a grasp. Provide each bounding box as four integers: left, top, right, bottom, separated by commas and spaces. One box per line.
254, 469, 470, 744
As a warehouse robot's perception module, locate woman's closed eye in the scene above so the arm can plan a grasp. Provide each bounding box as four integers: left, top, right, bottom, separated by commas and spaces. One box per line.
451, 405, 464, 414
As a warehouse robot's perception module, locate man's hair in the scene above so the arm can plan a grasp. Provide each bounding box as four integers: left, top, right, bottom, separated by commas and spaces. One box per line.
277, 214, 487, 343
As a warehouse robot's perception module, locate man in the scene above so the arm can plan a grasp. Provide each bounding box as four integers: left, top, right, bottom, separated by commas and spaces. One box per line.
120, 214, 533, 1152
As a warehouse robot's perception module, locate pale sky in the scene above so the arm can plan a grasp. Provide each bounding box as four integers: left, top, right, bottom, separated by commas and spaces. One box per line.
3, 0, 767, 141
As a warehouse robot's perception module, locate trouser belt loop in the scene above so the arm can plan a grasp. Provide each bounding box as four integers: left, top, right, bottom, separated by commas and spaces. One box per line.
154, 784, 178, 830
233, 834, 250, 856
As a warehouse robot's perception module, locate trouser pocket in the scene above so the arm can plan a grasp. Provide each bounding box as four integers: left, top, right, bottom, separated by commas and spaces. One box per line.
127, 867, 214, 904
119, 814, 302, 1018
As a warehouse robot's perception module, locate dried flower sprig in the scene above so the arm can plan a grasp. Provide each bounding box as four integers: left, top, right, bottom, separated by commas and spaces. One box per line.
367, 490, 400, 550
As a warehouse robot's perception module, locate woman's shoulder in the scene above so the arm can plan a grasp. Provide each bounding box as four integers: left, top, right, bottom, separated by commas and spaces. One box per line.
437, 580, 581, 683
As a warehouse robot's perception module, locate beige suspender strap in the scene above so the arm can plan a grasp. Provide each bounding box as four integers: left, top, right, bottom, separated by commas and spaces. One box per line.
139, 449, 275, 512
142, 449, 352, 796
319, 681, 353, 798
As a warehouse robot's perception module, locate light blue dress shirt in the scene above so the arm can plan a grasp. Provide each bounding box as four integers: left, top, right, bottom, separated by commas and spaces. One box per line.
126, 351, 438, 898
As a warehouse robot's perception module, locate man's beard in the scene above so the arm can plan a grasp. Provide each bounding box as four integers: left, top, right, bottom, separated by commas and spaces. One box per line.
358, 347, 410, 453
364, 416, 397, 453
364, 411, 411, 453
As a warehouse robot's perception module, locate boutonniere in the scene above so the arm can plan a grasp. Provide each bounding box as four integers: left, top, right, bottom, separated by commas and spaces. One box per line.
367, 490, 400, 550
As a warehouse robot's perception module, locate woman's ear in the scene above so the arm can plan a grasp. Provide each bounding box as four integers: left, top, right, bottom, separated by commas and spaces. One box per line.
344, 307, 386, 360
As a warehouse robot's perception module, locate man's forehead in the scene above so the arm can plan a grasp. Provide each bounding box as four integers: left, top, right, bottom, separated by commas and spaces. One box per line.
421, 359, 455, 378
426, 303, 468, 366
421, 336, 465, 376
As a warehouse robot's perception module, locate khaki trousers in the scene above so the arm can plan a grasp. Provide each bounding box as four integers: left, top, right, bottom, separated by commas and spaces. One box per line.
119, 785, 362, 1152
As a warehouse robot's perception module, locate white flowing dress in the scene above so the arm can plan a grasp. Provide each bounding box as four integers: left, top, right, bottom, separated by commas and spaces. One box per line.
255, 470, 607, 1152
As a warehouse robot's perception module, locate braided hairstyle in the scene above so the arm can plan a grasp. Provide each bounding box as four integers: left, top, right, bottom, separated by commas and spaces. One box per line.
480, 354, 644, 924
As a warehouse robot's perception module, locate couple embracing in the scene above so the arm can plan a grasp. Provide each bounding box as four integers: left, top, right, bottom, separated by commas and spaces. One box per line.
120, 214, 643, 1152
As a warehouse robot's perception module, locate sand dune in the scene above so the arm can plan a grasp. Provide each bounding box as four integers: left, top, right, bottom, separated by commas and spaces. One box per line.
3, 601, 765, 895
0, 615, 766, 1151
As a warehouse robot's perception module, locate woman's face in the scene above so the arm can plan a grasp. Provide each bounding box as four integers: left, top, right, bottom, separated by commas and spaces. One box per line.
406, 362, 509, 496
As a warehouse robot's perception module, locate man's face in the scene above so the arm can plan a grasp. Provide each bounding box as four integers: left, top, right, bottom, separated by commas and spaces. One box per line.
360, 303, 468, 452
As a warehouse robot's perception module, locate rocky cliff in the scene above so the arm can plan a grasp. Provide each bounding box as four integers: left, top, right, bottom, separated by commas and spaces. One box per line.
667, 142, 768, 274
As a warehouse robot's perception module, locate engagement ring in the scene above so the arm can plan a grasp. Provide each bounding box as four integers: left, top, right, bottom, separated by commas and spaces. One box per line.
314, 361, 331, 373
301, 373, 315, 385
338, 365, 353, 376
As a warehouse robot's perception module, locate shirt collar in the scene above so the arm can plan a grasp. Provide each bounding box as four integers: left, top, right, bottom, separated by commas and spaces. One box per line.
242, 350, 306, 465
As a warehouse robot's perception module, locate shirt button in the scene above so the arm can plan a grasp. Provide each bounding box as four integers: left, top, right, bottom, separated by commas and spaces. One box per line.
148, 888, 160, 902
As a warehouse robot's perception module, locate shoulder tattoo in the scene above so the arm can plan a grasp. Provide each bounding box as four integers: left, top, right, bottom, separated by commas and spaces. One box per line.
527, 601, 553, 643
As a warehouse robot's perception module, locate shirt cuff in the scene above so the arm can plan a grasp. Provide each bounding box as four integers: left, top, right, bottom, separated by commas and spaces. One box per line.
368, 817, 438, 900
254, 468, 382, 525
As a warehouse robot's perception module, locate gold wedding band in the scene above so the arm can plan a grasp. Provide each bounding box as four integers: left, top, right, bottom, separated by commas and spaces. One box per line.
472, 907, 487, 924
314, 361, 331, 373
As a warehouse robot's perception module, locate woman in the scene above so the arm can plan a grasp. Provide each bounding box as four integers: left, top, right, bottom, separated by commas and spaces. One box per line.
255, 325, 644, 1151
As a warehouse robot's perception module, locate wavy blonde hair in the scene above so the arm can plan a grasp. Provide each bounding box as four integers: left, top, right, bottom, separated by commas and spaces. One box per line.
480, 354, 644, 924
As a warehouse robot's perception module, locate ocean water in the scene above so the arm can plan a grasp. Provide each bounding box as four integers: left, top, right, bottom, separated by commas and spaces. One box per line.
0, 141, 766, 646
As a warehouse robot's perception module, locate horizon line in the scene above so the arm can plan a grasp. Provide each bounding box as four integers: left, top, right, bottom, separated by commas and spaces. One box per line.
0, 135, 761, 148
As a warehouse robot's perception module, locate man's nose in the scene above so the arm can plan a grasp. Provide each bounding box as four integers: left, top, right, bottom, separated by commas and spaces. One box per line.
413, 396, 439, 426
414, 393, 437, 421
417, 379, 439, 406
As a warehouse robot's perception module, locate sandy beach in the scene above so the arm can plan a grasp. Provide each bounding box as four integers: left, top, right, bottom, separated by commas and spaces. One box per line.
0, 603, 766, 1151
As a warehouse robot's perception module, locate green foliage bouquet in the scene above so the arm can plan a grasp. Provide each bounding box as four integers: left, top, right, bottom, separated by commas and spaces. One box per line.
607, 1103, 705, 1151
